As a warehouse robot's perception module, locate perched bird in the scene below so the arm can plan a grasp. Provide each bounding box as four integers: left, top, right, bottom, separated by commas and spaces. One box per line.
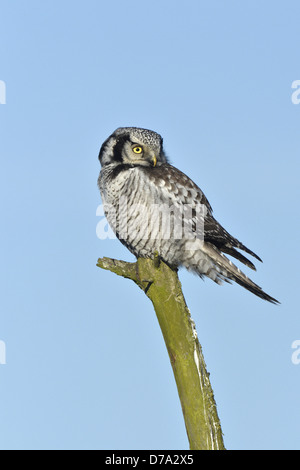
98, 127, 279, 304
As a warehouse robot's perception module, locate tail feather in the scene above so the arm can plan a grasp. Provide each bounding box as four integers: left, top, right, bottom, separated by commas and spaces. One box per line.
221, 246, 256, 271
201, 242, 280, 304
228, 238, 263, 263
232, 275, 279, 304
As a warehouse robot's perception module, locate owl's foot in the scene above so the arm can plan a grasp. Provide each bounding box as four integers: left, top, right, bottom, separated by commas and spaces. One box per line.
153, 251, 161, 269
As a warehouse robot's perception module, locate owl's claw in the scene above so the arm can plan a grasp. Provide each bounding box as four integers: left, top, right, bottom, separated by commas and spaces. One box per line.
153, 252, 161, 269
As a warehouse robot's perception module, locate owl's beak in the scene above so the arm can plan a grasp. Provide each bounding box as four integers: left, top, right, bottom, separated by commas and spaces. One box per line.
152, 155, 157, 167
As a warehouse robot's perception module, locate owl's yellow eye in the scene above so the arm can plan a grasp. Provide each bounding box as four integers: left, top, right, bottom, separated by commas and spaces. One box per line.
133, 146, 143, 154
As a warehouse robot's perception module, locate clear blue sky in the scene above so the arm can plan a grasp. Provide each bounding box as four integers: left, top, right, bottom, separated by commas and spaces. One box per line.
0, 0, 299, 450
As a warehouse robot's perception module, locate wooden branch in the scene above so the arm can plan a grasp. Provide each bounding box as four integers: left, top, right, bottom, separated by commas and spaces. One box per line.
97, 256, 225, 450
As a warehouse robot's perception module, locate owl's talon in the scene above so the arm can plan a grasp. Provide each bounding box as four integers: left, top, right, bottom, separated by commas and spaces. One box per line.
153, 252, 161, 269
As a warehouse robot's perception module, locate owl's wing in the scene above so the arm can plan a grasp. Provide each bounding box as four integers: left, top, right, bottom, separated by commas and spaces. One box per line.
144, 163, 213, 210
144, 163, 261, 271
203, 213, 262, 269
140, 163, 278, 304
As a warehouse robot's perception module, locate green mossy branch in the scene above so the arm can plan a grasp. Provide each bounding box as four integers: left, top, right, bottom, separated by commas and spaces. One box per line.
97, 256, 225, 450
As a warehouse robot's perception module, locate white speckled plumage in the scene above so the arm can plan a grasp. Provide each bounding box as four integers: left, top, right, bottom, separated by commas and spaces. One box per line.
98, 127, 279, 303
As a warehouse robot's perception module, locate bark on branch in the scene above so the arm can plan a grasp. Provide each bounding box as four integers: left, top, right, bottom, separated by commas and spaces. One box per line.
97, 256, 225, 450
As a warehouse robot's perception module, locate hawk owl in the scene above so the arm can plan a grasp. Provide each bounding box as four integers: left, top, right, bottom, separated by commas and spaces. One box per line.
98, 127, 278, 304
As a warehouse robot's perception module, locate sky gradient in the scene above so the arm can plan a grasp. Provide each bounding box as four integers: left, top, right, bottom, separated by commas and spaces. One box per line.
0, 0, 299, 450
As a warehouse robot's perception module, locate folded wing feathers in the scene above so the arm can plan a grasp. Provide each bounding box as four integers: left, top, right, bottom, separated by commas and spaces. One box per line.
202, 242, 280, 304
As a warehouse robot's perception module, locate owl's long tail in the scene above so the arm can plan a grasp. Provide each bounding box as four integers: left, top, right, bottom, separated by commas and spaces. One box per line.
201, 242, 279, 304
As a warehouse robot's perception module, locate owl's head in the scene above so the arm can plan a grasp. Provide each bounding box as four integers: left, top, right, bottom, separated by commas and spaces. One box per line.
98, 127, 168, 168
